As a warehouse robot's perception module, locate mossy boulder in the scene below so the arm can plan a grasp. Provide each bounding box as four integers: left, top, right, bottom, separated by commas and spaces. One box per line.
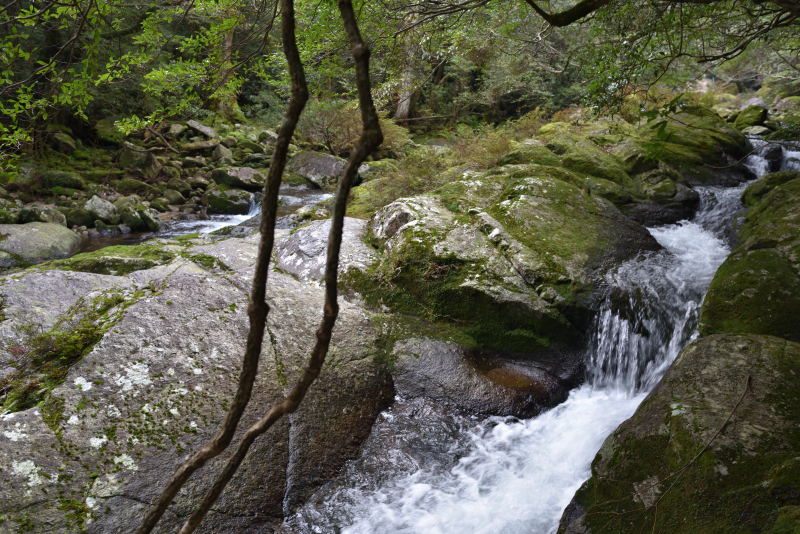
18, 206, 67, 226
740, 170, 800, 207
497, 145, 562, 167
205, 184, 252, 214
286, 152, 347, 189
119, 142, 162, 180
85, 195, 118, 223
700, 176, 800, 342
211, 166, 266, 192
41, 170, 85, 191
60, 208, 94, 228
358, 159, 400, 182
559, 334, 800, 534
0, 222, 80, 265
0, 241, 393, 531
0, 209, 19, 224
638, 107, 751, 185
49, 132, 76, 154
353, 166, 660, 375
116, 177, 151, 194
95, 117, 125, 145
734, 105, 768, 130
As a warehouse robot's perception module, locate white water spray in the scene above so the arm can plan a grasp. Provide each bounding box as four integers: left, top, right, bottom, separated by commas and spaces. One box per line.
285, 143, 788, 534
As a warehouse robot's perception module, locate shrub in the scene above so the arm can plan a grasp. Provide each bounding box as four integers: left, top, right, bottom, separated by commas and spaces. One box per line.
511, 107, 547, 139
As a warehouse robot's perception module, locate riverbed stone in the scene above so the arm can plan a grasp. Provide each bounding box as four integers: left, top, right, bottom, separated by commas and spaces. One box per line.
212, 143, 233, 161
558, 334, 800, 534
119, 142, 162, 180
286, 152, 347, 189
186, 119, 217, 139
85, 195, 118, 223
18, 206, 67, 226
700, 175, 800, 342
211, 166, 266, 192
393, 338, 567, 417
0, 222, 80, 265
276, 218, 377, 281
41, 170, 85, 191
205, 184, 252, 215
734, 104, 768, 130
50, 132, 76, 154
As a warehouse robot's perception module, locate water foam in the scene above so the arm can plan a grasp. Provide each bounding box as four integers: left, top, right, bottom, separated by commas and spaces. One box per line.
285, 140, 791, 534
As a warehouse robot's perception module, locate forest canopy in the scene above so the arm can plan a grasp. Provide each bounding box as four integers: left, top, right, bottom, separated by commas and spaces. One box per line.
1, 0, 798, 168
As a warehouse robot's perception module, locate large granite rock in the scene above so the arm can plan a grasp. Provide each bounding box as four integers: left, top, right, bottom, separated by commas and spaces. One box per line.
119, 142, 162, 180
286, 152, 347, 189
558, 334, 800, 534
211, 167, 266, 192
700, 174, 800, 342
0, 237, 393, 532
276, 218, 377, 281
355, 168, 660, 365
85, 195, 118, 223
186, 119, 217, 139
0, 222, 80, 266
205, 185, 252, 215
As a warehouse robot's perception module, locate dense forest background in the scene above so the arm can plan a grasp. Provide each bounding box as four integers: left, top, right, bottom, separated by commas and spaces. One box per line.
1, 0, 799, 172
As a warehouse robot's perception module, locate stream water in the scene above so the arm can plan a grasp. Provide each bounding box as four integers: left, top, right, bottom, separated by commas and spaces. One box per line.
75, 184, 331, 253
284, 140, 799, 534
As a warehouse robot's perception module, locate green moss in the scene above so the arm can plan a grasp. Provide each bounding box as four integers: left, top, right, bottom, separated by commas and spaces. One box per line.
497, 146, 562, 167
58, 498, 90, 532
1, 291, 130, 414
116, 177, 151, 194
734, 105, 768, 130
562, 143, 632, 185
741, 171, 800, 208
701, 178, 800, 343
48, 243, 176, 275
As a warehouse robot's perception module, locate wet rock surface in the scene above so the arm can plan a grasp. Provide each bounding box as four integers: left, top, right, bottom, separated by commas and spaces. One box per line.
0, 237, 393, 532
393, 338, 568, 417
558, 334, 800, 534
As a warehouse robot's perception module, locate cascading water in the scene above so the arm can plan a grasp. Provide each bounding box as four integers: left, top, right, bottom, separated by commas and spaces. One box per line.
285, 141, 789, 534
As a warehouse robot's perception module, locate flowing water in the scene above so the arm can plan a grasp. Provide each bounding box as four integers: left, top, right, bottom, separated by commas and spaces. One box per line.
75, 184, 331, 253
285, 141, 795, 534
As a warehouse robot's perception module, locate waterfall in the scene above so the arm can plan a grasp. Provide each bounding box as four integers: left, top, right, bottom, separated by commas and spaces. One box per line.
283, 143, 788, 534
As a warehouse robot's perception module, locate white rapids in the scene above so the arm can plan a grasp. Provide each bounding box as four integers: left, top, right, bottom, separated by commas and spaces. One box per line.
284, 141, 792, 534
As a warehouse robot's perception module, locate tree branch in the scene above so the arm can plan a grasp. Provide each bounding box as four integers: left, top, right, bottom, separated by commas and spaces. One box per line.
133, 0, 310, 530
166, 0, 383, 530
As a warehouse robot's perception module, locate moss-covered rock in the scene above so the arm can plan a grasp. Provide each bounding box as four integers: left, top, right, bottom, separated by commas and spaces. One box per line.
60, 208, 94, 228
119, 142, 162, 179
211, 166, 266, 192
734, 105, 768, 130
639, 107, 751, 185
0, 222, 80, 265
497, 145, 562, 167
700, 176, 800, 342
559, 334, 800, 534
740, 170, 800, 207
41, 170, 85, 191
205, 183, 252, 214
116, 177, 151, 194
352, 165, 660, 374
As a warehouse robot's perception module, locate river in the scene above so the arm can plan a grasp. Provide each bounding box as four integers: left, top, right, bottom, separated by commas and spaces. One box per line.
283, 139, 799, 534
